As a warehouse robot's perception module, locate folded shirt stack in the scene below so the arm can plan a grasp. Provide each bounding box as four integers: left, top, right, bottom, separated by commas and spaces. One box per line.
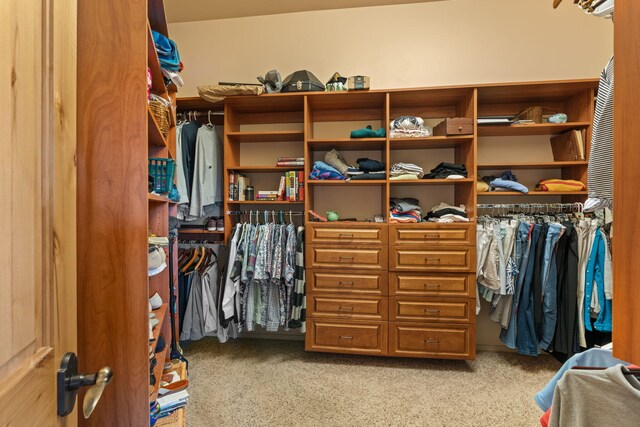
390, 163, 424, 180
350, 125, 386, 138
535, 179, 586, 192
389, 115, 433, 138
423, 162, 468, 180
347, 158, 386, 181
390, 197, 423, 223
309, 161, 345, 180
324, 149, 352, 176
481, 170, 529, 193
424, 203, 469, 223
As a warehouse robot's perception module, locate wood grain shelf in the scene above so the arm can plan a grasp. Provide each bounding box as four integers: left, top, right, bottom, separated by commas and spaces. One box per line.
478, 161, 588, 170
478, 191, 588, 196
307, 138, 386, 150
148, 106, 169, 149
390, 135, 473, 149
229, 166, 304, 172
148, 193, 174, 204
390, 178, 474, 185
150, 304, 168, 353
308, 180, 386, 186
226, 130, 304, 143
477, 122, 590, 137
149, 346, 169, 404
227, 200, 304, 204
178, 229, 224, 235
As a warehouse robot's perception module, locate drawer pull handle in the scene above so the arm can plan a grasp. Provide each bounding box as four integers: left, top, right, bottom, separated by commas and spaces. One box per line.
423, 309, 440, 315
339, 336, 353, 340
424, 258, 441, 264
423, 283, 440, 288
339, 256, 354, 262
424, 338, 440, 344
339, 281, 354, 286
339, 306, 354, 311
423, 234, 440, 239
339, 233, 355, 238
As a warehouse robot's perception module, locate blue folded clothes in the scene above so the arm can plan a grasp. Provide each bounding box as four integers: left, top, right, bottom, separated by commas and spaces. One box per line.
309, 161, 345, 180
152, 30, 181, 71
490, 178, 529, 193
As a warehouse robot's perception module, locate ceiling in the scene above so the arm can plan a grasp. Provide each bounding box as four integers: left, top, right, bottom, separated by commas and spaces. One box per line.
165, 0, 446, 23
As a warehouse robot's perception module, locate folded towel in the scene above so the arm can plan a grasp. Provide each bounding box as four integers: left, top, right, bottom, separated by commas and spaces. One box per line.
324, 149, 352, 175
309, 161, 345, 180
535, 179, 586, 192
490, 178, 529, 193
390, 174, 419, 181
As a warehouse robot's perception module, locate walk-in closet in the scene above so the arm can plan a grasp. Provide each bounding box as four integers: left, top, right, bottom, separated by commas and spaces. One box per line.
2, 0, 640, 426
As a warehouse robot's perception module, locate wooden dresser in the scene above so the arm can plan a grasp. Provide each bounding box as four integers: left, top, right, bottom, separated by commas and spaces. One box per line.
306, 222, 476, 360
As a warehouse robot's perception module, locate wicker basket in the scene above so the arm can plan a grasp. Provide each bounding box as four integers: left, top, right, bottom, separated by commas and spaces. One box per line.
149, 99, 170, 138
516, 106, 557, 123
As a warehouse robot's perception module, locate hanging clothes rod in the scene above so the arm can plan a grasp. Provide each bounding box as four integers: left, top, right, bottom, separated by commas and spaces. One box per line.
226, 210, 305, 216
178, 242, 223, 248
477, 203, 583, 213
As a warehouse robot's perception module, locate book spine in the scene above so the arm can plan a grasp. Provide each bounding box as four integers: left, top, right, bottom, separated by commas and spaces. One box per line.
277, 176, 286, 201
276, 161, 305, 166
238, 175, 246, 201
289, 171, 295, 202
298, 171, 304, 201
278, 157, 305, 162
285, 172, 291, 201
228, 172, 236, 201
294, 171, 299, 201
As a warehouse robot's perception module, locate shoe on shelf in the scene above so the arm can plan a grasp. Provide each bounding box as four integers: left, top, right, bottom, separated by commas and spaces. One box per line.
148, 235, 169, 246
206, 218, 216, 231
149, 323, 154, 341
148, 246, 166, 273
158, 379, 189, 396
216, 218, 224, 232
150, 318, 160, 328
156, 335, 166, 353
149, 293, 163, 310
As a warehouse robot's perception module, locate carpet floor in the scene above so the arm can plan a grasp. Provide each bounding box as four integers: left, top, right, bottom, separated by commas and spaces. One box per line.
182, 338, 560, 427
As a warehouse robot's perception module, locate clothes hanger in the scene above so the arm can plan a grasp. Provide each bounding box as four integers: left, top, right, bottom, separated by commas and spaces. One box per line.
207, 110, 214, 128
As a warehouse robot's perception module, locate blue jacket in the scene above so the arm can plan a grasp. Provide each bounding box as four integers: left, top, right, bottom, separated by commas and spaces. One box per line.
584, 230, 612, 332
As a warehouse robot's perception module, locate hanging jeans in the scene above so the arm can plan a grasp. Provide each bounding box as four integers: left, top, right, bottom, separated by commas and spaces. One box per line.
576, 220, 597, 347
501, 221, 533, 349
539, 223, 564, 351
516, 224, 542, 356
584, 230, 612, 332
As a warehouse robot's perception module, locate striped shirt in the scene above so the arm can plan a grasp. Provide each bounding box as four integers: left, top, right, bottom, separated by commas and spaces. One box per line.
588, 57, 614, 201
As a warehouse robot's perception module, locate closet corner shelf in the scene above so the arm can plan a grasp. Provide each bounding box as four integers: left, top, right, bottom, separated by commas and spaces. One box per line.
227, 200, 304, 205
390, 178, 474, 185
148, 193, 175, 204
149, 346, 169, 404
307, 138, 386, 150
389, 135, 473, 149
477, 122, 590, 137
226, 130, 304, 143
478, 191, 588, 196
148, 106, 170, 149
229, 166, 304, 173
477, 161, 588, 170
150, 304, 168, 353
308, 180, 386, 186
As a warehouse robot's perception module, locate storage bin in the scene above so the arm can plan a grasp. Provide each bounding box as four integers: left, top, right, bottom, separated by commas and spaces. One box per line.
149, 158, 175, 194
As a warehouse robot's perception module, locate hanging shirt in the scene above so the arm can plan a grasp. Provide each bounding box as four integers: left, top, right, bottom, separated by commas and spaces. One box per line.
188, 125, 223, 218
586, 57, 614, 207
175, 123, 189, 205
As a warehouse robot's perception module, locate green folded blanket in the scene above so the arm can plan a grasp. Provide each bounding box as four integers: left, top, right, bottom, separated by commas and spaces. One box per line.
350, 125, 386, 138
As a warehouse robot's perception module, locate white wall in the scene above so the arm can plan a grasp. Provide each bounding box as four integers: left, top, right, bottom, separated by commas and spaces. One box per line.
169, 0, 613, 97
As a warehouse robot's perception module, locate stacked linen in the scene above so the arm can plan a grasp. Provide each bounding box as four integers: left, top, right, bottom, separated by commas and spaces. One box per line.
347, 158, 386, 181
481, 170, 529, 193
309, 161, 344, 180
424, 203, 469, 223
390, 198, 423, 223
390, 163, 424, 180
389, 115, 433, 138
423, 162, 468, 180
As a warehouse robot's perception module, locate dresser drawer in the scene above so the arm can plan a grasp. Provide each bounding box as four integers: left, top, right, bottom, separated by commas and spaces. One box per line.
389, 322, 475, 359
308, 270, 388, 295
308, 223, 387, 246
308, 246, 388, 271
390, 297, 474, 323
390, 246, 473, 272
306, 320, 388, 356
390, 273, 475, 298
309, 295, 388, 321
390, 224, 473, 246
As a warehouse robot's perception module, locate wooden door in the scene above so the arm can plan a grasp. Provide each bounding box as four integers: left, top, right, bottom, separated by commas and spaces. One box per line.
0, 0, 78, 424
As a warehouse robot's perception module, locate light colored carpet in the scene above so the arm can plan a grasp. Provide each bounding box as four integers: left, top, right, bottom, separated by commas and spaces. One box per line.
183, 338, 560, 427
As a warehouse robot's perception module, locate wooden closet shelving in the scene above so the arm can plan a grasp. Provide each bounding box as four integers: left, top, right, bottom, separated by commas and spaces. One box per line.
150, 303, 169, 353
148, 193, 176, 204
229, 166, 304, 172
176, 77, 597, 361
478, 191, 589, 196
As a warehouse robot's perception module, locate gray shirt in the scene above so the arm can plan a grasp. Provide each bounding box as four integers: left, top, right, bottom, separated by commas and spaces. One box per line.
549, 364, 640, 427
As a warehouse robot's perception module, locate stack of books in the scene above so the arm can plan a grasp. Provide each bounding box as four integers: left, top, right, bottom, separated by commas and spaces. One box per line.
277, 171, 304, 201
156, 390, 189, 419
228, 173, 251, 201
276, 157, 304, 167
550, 130, 586, 161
